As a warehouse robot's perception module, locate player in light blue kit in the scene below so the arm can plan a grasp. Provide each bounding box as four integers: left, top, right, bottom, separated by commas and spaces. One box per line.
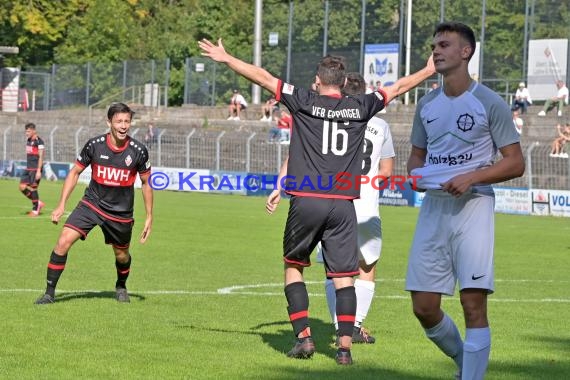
405, 22, 525, 380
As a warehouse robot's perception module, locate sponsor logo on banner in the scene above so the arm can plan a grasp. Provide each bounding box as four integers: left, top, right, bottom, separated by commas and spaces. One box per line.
549, 190, 570, 217
493, 187, 530, 215
531, 189, 550, 216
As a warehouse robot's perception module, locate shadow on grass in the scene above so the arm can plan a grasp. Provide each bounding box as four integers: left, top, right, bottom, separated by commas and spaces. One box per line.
250, 318, 338, 359
176, 320, 450, 379
261, 365, 443, 380
45, 291, 146, 303
489, 359, 570, 380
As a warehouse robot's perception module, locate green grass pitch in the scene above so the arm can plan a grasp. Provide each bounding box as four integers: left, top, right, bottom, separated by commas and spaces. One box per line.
0, 179, 568, 379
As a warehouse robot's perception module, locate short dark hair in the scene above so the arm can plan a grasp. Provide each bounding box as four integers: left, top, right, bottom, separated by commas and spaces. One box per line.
107, 102, 135, 121
434, 22, 476, 60
24, 122, 36, 130
342, 72, 366, 96
316, 55, 346, 87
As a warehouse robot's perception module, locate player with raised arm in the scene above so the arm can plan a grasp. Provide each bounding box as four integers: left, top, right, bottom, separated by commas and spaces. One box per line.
315, 72, 395, 344
199, 38, 434, 365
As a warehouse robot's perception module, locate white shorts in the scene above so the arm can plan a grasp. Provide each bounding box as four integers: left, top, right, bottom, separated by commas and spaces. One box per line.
316, 215, 382, 266
405, 190, 495, 295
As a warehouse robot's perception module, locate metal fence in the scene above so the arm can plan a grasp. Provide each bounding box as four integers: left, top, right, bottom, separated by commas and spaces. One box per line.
3, 55, 528, 118
11, 59, 171, 114
1, 123, 568, 190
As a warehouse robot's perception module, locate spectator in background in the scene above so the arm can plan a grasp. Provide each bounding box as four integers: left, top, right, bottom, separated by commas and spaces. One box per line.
260, 95, 279, 121
511, 82, 532, 114
512, 110, 523, 135
375, 80, 383, 91
428, 82, 439, 93
228, 89, 248, 120
268, 109, 292, 143
144, 123, 158, 149
549, 122, 570, 158
538, 80, 569, 117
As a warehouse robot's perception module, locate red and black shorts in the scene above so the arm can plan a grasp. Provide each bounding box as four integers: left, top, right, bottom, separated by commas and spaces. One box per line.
283, 195, 359, 278
64, 201, 134, 249
20, 170, 41, 187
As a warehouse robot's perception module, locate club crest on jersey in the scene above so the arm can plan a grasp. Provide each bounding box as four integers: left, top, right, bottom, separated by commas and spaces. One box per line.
125, 155, 132, 166
456, 113, 475, 132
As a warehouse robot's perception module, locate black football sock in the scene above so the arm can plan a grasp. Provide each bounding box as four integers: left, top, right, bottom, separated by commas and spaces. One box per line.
115, 255, 131, 289
30, 190, 39, 210
285, 282, 310, 337
336, 286, 357, 344
46, 251, 68, 297
21, 188, 32, 200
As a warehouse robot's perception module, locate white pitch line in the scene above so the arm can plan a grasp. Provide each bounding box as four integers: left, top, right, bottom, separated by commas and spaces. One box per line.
0, 211, 70, 220
2, 285, 570, 303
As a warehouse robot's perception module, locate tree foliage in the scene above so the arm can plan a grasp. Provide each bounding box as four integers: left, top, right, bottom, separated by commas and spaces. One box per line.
0, 0, 569, 106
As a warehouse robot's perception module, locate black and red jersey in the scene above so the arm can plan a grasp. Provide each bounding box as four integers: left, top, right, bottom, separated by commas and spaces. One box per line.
76, 133, 151, 218
26, 136, 45, 171
276, 80, 387, 199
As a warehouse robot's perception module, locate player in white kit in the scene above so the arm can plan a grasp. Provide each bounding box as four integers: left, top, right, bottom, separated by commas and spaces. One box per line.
405, 22, 525, 379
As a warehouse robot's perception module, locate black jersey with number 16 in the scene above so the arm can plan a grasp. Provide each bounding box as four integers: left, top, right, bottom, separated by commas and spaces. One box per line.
276, 80, 387, 199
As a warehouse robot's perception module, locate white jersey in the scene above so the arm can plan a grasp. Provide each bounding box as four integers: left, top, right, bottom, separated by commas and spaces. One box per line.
410, 82, 520, 193
353, 116, 395, 217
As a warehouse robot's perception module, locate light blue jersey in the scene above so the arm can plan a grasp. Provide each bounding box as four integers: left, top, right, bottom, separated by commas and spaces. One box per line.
410, 81, 520, 193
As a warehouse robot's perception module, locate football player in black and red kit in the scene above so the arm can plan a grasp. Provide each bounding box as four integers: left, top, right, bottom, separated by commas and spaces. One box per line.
19, 123, 45, 216
35, 102, 153, 305
199, 38, 434, 364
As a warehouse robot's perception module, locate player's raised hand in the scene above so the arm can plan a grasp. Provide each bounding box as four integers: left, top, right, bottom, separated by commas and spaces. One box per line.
266, 190, 281, 215
51, 205, 65, 225
426, 54, 436, 75
198, 38, 229, 63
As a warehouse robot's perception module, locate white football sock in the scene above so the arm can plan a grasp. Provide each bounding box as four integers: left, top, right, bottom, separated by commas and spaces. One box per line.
324, 278, 337, 329
354, 278, 375, 327
425, 313, 464, 369
462, 327, 491, 380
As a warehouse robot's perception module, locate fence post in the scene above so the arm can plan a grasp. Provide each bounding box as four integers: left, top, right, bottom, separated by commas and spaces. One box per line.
130, 127, 140, 139
3, 125, 12, 161
276, 142, 282, 173
215, 131, 226, 171
122, 61, 128, 101
157, 129, 166, 167
184, 57, 190, 105
185, 128, 196, 169
86, 62, 91, 108
246, 132, 256, 172
164, 58, 170, 109
75, 126, 85, 154
526, 141, 539, 189
49, 126, 59, 162
211, 64, 217, 106
151, 60, 156, 108
49, 64, 56, 110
